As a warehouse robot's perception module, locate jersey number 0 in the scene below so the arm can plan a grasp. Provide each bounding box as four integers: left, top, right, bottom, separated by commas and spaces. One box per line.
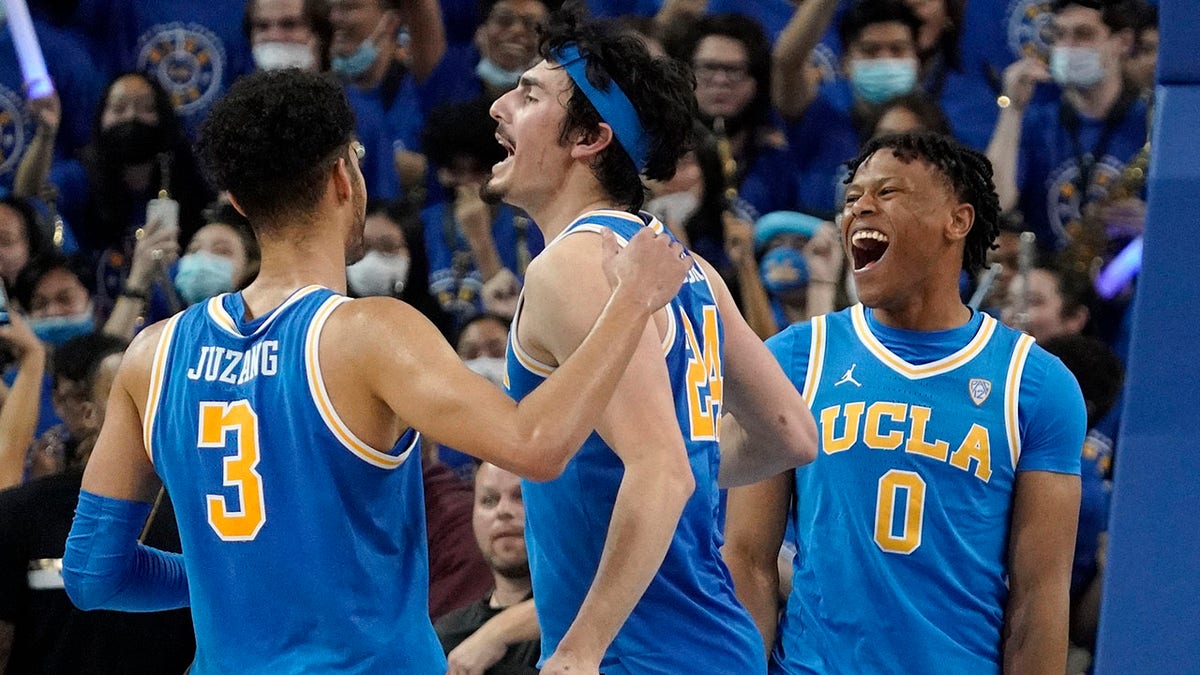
199, 400, 267, 541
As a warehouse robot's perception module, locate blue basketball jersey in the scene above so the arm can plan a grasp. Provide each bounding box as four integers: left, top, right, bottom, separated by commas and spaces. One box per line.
767, 305, 1084, 674
505, 210, 764, 674
145, 286, 445, 674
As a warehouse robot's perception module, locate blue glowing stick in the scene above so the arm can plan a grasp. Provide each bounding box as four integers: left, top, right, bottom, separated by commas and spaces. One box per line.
1095, 236, 1143, 300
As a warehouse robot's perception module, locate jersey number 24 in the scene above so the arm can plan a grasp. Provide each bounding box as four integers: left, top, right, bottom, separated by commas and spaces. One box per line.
680, 305, 723, 441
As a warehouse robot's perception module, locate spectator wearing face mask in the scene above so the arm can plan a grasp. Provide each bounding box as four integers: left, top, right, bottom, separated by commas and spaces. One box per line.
347, 198, 454, 338
754, 211, 845, 329
39, 73, 214, 322
244, 0, 333, 72
329, 0, 446, 200
418, 0, 548, 116
986, 0, 1147, 252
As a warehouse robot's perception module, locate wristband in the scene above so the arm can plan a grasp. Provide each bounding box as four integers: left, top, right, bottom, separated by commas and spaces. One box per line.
120, 286, 150, 301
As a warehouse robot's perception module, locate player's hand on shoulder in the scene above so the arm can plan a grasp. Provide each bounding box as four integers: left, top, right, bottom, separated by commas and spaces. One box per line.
602, 226, 693, 313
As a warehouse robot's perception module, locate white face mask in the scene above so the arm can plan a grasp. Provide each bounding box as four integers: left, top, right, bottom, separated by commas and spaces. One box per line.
1050, 46, 1106, 89
253, 41, 317, 71
464, 356, 507, 388
346, 250, 410, 297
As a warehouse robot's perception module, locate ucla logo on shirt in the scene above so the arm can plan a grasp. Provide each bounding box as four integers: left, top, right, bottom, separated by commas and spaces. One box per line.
137, 22, 226, 117
1046, 155, 1125, 243
0, 83, 32, 176
1006, 0, 1055, 61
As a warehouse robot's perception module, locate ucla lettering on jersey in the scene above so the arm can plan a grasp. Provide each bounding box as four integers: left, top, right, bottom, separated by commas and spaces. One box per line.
769, 304, 1082, 675
504, 210, 764, 674
144, 285, 445, 674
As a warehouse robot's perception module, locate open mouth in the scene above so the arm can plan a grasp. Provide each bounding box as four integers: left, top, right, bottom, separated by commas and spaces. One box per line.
851, 229, 889, 272
493, 132, 516, 171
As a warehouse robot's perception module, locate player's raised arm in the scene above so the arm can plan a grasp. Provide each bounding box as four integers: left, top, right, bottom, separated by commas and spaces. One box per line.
340, 226, 692, 481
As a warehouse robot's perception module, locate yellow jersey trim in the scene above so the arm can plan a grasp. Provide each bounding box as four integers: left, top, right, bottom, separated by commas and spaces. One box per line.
850, 304, 997, 379
802, 314, 827, 406
1005, 334, 1035, 470
207, 285, 325, 339
143, 313, 183, 462
304, 296, 411, 469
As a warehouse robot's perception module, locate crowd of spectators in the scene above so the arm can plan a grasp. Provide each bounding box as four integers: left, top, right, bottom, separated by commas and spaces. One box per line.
0, 0, 1156, 672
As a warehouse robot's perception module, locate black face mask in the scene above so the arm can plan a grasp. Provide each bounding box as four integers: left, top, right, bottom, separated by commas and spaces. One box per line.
99, 120, 165, 166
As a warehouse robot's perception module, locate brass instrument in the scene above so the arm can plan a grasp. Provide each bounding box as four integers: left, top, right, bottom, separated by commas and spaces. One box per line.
712, 117, 739, 206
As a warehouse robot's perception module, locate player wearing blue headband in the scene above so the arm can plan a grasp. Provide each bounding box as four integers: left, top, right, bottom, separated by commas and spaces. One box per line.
486, 7, 817, 675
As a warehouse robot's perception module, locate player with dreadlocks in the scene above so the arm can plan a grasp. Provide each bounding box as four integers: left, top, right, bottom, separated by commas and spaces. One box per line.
724, 131, 1086, 674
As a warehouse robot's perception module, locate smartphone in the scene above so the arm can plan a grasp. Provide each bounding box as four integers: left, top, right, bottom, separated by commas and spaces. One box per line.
0, 283, 10, 326
146, 195, 180, 236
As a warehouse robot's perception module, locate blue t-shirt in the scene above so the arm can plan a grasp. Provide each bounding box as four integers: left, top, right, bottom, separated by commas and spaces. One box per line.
785, 81, 860, 219
107, 0, 254, 139
739, 137, 805, 221
766, 305, 1084, 674
1016, 95, 1149, 251
344, 73, 424, 201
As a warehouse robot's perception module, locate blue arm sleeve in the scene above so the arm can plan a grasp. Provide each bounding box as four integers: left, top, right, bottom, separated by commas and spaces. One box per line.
62, 490, 189, 612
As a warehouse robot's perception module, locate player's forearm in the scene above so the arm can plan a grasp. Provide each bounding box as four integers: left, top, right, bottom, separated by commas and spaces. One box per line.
726, 544, 780, 658
472, 598, 539, 645
718, 410, 816, 489
985, 108, 1024, 213
514, 292, 653, 478
1002, 581, 1070, 674
553, 464, 694, 664
0, 347, 46, 490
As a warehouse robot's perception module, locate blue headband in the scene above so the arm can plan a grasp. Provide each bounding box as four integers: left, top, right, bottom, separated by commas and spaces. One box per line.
553, 44, 650, 172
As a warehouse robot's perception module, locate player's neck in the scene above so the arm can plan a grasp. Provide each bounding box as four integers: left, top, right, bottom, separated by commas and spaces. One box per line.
871, 290, 971, 332
523, 169, 619, 241
1066, 73, 1124, 120
490, 573, 532, 608
239, 230, 349, 320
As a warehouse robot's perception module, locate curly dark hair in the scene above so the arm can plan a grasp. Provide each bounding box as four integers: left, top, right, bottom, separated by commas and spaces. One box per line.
838, 0, 922, 51
422, 96, 507, 172
844, 132, 1001, 274
1039, 334, 1123, 427
676, 13, 773, 133
1037, 254, 1098, 322
195, 69, 356, 228
540, 5, 699, 211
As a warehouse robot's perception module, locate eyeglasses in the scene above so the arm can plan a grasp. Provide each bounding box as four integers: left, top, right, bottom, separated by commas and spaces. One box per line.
693, 60, 752, 84
488, 9, 543, 33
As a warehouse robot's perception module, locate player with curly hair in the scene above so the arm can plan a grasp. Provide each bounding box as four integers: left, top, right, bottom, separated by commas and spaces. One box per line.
725, 131, 1087, 674
59, 67, 698, 673
489, 8, 817, 675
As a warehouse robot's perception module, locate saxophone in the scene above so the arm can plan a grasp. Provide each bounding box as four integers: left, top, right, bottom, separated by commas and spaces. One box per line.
712, 116, 739, 207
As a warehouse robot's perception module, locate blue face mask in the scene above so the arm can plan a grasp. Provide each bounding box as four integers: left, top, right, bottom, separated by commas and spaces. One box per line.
760, 246, 810, 296
850, 58, 918, 105
475, 57, 524, 89
331, 36, 380, 78
175, 252, 235, 306
29, 309, 95, 347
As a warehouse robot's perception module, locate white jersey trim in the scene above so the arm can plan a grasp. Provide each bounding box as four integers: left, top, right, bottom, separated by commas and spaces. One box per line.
142, 313, 184, 463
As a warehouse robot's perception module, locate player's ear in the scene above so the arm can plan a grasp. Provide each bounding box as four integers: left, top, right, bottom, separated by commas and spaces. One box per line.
331, 156, 353, 202
570, 122, 615, 162
945, 202, 974, 242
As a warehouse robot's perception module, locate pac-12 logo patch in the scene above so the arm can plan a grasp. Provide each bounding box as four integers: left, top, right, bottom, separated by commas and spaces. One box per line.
0, 83, 33, 177
969, 378, 992, 406
137, 22, 226, 117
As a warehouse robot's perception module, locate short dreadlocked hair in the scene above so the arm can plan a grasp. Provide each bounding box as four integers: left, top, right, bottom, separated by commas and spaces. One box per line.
844, 132, 1001, 274
540, 4, 699, 211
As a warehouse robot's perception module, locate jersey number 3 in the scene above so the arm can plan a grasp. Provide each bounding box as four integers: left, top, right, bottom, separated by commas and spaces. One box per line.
680, 305, 723, 441
199, 400, 266, 541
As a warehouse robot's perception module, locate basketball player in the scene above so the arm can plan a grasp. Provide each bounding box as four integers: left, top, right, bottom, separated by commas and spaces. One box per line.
59, 69, 695, 673
724, 132, 1086, 673
488, 12, 817, 675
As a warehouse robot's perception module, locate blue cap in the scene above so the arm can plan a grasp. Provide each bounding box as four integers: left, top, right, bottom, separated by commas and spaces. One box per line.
754, 211, 825, 252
